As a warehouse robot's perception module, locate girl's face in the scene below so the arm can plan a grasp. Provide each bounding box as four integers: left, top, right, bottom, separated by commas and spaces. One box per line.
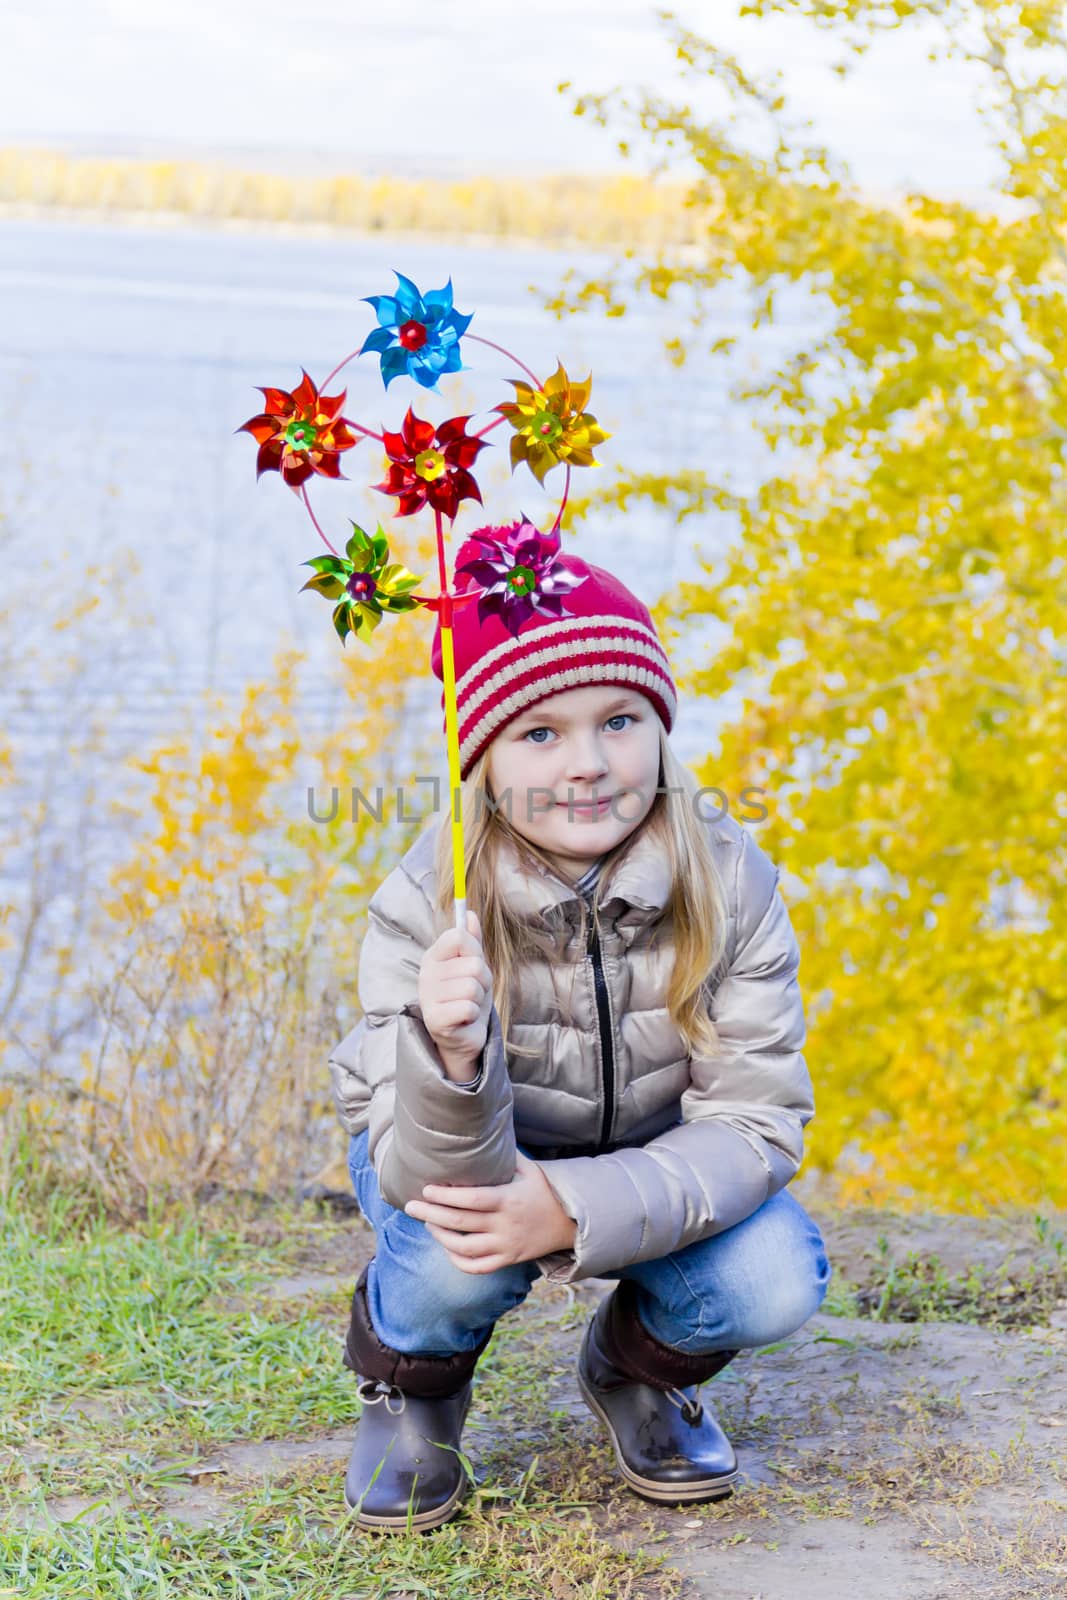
485, 684, 662, 882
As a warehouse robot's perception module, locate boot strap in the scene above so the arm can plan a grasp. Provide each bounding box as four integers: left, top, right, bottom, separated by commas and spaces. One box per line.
602, 1278, 740, 1392
664, 1384, 704, 1424
355, 1377, 406, 1414
344, 1262, 493, 1399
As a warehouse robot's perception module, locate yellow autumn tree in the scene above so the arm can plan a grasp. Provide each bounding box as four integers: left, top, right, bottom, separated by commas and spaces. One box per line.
92, 593, 442, 1201
551, 1, 1067, 1209
0, 505, 444, 1204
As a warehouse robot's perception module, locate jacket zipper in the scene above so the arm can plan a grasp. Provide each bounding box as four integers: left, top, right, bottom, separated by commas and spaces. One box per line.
586, 912, 616, 1151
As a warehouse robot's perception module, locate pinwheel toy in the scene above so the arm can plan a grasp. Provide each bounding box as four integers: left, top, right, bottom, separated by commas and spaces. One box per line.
238, 270, 611, 929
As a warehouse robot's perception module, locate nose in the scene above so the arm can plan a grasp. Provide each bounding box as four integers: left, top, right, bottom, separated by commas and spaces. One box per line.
566, 732, 611, 784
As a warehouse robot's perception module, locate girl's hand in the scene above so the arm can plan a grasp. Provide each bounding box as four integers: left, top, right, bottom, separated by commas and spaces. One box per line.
418, 909, 493, 1078
403, 1152, 578, 1273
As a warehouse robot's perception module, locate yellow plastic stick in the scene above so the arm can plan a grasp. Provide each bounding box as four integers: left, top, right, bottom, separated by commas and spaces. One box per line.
438, 612, 467, 931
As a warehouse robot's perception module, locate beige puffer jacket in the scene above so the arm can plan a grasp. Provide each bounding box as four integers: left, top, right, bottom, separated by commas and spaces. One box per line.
328, 809, 815, 1285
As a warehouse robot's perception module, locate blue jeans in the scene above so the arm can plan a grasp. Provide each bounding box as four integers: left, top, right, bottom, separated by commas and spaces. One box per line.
347, 1128, 832, 1357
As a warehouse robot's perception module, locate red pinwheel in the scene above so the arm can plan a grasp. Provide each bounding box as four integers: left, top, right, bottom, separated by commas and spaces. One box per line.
372, 407, 488, 520
239, 371, 358, 490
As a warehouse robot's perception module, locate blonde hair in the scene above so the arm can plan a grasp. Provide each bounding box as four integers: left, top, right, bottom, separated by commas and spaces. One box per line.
431, 718, 730, 1063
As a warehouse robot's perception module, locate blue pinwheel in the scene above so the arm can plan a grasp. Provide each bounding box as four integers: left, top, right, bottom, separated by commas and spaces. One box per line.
359, 271, 473, 391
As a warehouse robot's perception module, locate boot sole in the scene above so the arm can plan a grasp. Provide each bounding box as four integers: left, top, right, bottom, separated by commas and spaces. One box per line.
576, 1366, 740, 1505
344, 1389, 474, 1532
345, 1471, 469, 1532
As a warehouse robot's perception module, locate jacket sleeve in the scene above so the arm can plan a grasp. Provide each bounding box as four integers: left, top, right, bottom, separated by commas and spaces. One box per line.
327, 863, 517, 1209
534, 826, 815, 1283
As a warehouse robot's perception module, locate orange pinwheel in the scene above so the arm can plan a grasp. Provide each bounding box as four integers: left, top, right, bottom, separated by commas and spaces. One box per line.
239, 370, 359, 490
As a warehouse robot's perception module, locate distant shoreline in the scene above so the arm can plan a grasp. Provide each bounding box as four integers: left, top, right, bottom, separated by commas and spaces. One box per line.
0, 148, 1022, 257
0, 149, 705, 252
0, 200, 596, 255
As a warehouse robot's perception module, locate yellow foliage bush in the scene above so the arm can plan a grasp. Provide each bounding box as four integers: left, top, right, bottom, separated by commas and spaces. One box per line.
551, 0, 1067, 1213
0, 507, 442, 1202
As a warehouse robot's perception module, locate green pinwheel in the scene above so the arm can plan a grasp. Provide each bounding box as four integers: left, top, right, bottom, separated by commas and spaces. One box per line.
300, 522, 424, 645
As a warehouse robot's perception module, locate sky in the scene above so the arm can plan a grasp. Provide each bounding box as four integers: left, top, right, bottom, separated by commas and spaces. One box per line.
1, 0, 1002, 201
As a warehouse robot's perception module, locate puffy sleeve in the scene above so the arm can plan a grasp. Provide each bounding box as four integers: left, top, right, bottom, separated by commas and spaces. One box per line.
534, 826, 814, 1283
327, 864, 517, 1210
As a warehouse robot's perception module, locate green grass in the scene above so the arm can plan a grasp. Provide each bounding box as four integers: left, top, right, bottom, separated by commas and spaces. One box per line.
0, 1132, 682, 1599
7, 1122, 1063, 1596
819, 1220, 1067, 1329
0, 1184, 356, 1455
4, 1468, 680, 1600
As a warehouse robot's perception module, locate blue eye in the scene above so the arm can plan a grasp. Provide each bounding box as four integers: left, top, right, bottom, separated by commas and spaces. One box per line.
523, 713, 634, 744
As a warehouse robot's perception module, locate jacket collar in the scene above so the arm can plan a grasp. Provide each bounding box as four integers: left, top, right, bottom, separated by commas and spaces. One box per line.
496, 823, 672, 926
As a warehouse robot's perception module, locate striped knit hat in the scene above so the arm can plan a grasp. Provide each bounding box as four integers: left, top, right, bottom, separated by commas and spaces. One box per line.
430, 525, 678, 779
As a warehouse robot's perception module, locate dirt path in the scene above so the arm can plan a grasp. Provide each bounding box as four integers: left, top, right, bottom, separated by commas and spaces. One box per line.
17, 1198, 1067, 1598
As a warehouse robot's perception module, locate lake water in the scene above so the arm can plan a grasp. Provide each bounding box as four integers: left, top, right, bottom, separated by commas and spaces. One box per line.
0, 215, 824, 1071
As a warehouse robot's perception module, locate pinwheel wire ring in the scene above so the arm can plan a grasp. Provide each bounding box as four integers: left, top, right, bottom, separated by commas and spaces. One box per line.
238, 271, 611, 923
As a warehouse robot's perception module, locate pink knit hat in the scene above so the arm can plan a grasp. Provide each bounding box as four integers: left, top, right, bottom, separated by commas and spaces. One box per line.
430, 522, 678, 779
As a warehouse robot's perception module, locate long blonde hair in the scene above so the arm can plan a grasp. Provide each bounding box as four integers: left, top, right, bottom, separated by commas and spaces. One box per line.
432, 720, 730, 1062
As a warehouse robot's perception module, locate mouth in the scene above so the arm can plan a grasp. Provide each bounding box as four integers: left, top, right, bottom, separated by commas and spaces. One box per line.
557, 795, 615, 815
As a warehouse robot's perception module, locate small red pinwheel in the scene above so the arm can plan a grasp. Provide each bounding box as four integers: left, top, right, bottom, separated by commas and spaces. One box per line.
239, 371, 358, 490
372, 407, 488, 520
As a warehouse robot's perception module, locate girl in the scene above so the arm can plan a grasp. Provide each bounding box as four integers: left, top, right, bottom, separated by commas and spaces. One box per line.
328, 541, 831, 1532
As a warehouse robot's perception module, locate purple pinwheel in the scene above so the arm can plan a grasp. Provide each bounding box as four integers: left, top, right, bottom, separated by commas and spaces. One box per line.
359, 271, 473, 391
453, 519, 586, 638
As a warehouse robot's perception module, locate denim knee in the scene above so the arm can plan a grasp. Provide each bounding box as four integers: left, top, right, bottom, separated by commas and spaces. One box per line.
369, 1210, 536, 1355
630, 1189, 833, 1354
705, 1193, 832, 1350
727, 1244, 831, 1348
347, 1128, 537, 1355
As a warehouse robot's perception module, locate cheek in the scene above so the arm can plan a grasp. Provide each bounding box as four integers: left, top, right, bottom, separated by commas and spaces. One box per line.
619, 734, 660, 784
486, 753, 543, 828
487, 749, 522, 797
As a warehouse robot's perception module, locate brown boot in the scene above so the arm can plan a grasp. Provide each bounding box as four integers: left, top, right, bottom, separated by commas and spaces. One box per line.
577, 1279, 740, 1504
342, 1264, 492, 1532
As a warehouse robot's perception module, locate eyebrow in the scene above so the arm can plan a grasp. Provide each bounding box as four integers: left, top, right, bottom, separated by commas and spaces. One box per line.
512, 694, 643, 729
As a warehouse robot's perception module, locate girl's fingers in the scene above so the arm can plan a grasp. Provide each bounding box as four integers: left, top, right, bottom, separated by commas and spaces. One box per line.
433, 1001, 482, 1028
407, 1202, 470, 1229
449, 1253, 507, 1275
421, 1183, 499, 1209
425, 1222, 497, 1257
407, 1197, 496, 1226
432, 955, 485, 979
434, 995, 482, 1017
435, 975, 488, 1002
436, 924, 483, 959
